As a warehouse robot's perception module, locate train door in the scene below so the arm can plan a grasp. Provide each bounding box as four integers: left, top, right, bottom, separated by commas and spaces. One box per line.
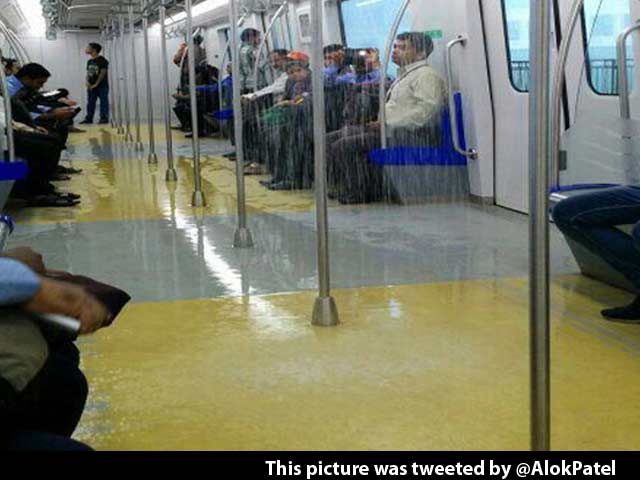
482, 0, 541, 212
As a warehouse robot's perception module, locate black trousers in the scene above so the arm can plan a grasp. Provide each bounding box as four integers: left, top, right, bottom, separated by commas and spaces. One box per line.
326, 125, 384, 202
1, 341, 90, 451
13, 131, 65, 197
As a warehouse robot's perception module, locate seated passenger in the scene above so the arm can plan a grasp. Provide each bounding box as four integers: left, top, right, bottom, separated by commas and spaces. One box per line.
172, 65, 219, 137
242, 49, 290, 104
7, 64, 78, 143
326, 32, 447, 204
260, 52, 314, 190
551, 187, 640, 322
2, 57, 19, 77
0, 256, 108, 451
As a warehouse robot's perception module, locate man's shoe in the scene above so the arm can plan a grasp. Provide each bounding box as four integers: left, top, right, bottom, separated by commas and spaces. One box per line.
602, 295, 640, 323
267, 181, 295, 191
67, 126, 86, 133
99, 119, 109, 125
79, 119, 93, 125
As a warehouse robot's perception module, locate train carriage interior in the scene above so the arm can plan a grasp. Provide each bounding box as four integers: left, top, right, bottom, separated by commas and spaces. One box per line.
1, 0, 640, 451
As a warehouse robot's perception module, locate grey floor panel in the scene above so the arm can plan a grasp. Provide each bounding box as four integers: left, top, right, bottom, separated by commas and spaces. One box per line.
8, 203, 577, 304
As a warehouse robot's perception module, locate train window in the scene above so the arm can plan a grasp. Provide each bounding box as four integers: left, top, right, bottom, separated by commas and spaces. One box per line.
502, 0, 530, 92
583, 0, 632, 95
339, 0, 412, 73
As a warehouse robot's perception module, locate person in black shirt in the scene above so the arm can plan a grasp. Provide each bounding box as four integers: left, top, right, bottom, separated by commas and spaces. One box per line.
80, 43, 109, 125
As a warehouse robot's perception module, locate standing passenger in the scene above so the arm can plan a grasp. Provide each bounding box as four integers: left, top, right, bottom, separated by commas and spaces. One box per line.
239, 28, 268, 93
80, 43, 110, 125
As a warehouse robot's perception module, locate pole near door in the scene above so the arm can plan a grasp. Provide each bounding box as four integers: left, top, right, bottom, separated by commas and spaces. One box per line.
310, 0, 339, 327
159, 0, 178, 182
528, 0, 552, 452
229, 0, 254, 248
142, 0, 158, 164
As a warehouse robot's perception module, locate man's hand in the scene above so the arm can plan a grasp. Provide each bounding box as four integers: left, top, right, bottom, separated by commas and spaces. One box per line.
36, 126, 49, 134
367, 120, 381, 130
1, 247, 46, 274
50, 107, 76, 120
59, 98, 78, 107
25, 278, 111, 335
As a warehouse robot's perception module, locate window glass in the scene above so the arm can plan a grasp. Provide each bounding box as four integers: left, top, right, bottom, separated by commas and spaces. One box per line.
502, 0, 530, 92
583, 0, 632, 95
340, 0, 413, 75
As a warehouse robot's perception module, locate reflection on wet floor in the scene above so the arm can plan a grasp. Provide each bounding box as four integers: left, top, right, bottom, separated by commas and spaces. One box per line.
8, 124, 640, 451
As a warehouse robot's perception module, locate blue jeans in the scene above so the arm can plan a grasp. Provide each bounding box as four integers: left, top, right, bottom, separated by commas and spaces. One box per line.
552, 186, 640, 289
86, 85, 109, 122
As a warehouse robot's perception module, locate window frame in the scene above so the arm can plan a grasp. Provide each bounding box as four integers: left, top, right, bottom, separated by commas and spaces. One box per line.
500, 0, 530, 93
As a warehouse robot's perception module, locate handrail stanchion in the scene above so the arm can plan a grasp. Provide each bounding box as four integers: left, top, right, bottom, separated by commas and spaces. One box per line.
252, 1, 289, 94
0, 47, 15, 163
617, 22, 640, 120
310, 0, 339, 327
529, 0, 552, 452
159, 0, 177, 181
230, 0, 253, 247
185, 0, 206, 207
142, 0, 158, 164
130, 4, 144, 151
445, 36, 477, 159
379, 0, 411, 148
218, 13, 248, 123
112, 16, 125, 134
120, 13, 134, 142
550, 0, 584, 189
106, 20, 118, 130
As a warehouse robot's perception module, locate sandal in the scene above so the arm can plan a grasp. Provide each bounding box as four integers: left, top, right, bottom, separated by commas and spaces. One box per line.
57, 165, 83, 175
244, 162, 264, 175
26, 194, 80, 208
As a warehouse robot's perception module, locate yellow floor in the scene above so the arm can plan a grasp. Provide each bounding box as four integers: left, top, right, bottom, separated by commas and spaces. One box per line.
75, 277, 640, 451
16, 125, 640, 450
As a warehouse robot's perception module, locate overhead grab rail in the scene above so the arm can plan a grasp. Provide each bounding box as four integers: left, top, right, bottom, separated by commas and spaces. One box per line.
445, 35, 477, 159
617, 22, 640, 120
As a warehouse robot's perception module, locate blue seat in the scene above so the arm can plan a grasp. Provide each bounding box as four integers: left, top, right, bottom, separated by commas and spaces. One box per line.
369, 92, 469, 167
0, 159, 28, 211
367, 92, 470, 203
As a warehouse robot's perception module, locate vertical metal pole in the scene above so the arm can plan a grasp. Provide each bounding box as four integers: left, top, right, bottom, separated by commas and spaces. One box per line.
284, 8, 294, 51
142, 0, 158, 164
617, 23, 640, 120
107, 23, 118, 130
310, 0, 339, 327
130, 5, 144, 151
159, 1, 177, 182
379, 0, 412, 148
120, 14, 134, 142
185, 0, 206, 207
112, 17, 124, 134
529, 0, 551, 452
0, 48, 15, 162
550, 0, 584, 190
230, 0, 254, 248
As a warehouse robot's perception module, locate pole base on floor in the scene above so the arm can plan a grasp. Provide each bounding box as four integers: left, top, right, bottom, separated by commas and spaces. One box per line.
312, 296, 340, 327
135, 141, 145, 152
125, 132, 134, 142
117, 126, 124, 135
165, 168, 178, 182
233, 227, 254, 249
111, 120, 117, 129
148, 153, 159, 165
191, 190, 207, 207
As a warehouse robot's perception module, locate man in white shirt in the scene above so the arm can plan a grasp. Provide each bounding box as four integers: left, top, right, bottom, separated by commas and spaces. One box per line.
242, 49, 290, 104
327, 32, 447, 204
